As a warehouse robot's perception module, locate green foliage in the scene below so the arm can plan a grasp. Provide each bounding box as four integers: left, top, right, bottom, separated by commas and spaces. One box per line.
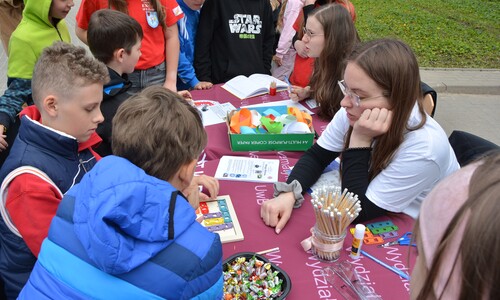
351, 0, 500, 68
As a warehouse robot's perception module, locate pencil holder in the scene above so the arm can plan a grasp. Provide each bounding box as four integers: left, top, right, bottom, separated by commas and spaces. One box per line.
311, 225, 346, 262
308, 185, 362, 262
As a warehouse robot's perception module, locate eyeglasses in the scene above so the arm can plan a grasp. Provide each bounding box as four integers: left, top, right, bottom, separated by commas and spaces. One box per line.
302, 27, 324, 38
337, 80, 385, 107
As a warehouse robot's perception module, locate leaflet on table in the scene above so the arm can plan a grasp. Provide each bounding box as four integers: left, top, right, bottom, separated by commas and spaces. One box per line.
214, 156, 280, 183
305, 99, 318, 109
193, 100, 236, 126
242, 99, 315, 115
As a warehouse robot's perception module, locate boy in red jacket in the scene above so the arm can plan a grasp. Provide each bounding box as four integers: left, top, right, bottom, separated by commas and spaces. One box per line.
0, 41, 109, 299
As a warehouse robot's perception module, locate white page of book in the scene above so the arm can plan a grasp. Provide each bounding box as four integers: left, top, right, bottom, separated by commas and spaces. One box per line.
223, 75, 267, 99
248, 74, 288, 89
222, 74, 289, 99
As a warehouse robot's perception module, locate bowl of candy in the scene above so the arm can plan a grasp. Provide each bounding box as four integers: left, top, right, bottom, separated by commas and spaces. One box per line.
223, 252, 291, 299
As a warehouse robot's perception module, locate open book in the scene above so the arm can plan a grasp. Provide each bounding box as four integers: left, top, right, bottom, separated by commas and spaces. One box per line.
221, 74, 289, 99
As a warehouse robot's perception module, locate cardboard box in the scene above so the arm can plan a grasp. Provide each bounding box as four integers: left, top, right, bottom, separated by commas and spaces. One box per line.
227, 110, 315, 151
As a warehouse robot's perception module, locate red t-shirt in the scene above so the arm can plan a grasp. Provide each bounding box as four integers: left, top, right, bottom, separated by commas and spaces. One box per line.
290, 10, 314, 88
77, 0, 184, 70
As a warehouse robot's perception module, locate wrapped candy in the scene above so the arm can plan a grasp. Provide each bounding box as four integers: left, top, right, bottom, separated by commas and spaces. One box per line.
223, 256, 284, 300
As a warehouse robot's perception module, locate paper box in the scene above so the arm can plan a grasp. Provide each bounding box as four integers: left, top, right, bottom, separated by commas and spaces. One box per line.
227, 110, 315, 151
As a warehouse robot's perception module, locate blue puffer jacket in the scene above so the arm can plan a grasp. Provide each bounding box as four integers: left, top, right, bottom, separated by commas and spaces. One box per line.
19, 156, 223, 299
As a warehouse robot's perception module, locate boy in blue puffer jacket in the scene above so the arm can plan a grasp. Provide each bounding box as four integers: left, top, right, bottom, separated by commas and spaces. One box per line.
18, 86, 223, 299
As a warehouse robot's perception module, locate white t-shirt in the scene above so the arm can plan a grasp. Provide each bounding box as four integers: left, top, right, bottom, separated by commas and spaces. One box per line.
317, 104, 460, 218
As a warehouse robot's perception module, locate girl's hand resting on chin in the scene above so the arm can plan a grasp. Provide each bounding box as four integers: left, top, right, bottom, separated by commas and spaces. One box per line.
350, 108, 393, 147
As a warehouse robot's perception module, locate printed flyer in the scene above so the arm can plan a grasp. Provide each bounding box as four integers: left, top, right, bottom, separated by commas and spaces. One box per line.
214, 156, 280, 183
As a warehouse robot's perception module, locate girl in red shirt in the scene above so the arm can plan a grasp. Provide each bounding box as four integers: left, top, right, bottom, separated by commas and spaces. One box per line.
76, 0, 184, 92
289, 2, 358, 120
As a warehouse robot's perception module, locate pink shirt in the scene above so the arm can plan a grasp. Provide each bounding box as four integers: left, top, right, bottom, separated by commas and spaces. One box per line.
275, 0, 304, 58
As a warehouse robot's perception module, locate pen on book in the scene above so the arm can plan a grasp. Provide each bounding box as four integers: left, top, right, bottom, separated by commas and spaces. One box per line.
360, 250, 410, 280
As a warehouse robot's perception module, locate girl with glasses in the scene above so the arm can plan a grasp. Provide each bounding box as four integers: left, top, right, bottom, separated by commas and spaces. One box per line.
289, 3, 359, 120
261, 39, 459, 234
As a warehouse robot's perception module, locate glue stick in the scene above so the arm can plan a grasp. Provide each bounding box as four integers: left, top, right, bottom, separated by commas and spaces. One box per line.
350, 224, 365, 259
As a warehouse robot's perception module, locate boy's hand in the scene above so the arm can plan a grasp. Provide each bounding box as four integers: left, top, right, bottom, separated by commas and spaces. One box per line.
183, 184, 200, 210
0, 125, 8, 151
260, 192, 295, 234
177, 90, 193, 101
194, 82, 213, 90
192, 175, 219, 201
182, 175, 219, 209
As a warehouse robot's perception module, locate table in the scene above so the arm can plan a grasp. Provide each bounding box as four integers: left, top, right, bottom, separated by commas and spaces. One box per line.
196, 157, 416, 299
191, 85, 417, 299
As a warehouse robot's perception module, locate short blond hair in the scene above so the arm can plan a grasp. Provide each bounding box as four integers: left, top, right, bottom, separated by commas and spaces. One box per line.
31, 41, 109, 106
112, 86, 207, 181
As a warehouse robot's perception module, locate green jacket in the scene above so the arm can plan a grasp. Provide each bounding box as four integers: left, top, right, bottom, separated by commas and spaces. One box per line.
7, 0, 71, 79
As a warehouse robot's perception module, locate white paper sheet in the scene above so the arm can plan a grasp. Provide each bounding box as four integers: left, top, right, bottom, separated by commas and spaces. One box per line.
194, 100, 236, 126
215, 156, 280, 183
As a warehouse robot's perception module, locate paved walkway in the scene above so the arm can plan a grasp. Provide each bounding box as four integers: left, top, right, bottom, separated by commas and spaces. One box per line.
420, 68, 500, 95
0, 0, 499, 145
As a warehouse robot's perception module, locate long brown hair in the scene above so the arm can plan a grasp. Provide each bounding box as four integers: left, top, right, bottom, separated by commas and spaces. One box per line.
414, 151, 500, 299
108, 0, 167, 32
276, 0, 287, 33
297, 0, 356, 38
270, 0, 281, 11
308, 4, 359, 120
343, 39, 425, 179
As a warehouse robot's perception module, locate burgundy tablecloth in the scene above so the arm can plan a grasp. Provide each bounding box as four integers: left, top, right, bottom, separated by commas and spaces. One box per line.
196, 155, 416, 300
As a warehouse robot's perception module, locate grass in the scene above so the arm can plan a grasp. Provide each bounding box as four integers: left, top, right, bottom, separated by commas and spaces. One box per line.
350, 0, 500, 68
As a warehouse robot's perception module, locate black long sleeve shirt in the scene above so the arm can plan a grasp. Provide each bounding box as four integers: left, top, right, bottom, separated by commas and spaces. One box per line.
287, 143, 387, 222
194, 0, 275, 84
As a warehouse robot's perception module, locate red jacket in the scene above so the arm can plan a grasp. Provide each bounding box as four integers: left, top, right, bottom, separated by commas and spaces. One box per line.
5, 106, 101, 256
